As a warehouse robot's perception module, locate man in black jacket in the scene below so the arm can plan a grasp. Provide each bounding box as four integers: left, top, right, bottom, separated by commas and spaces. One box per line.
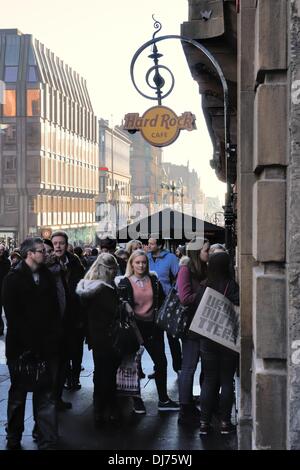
51, 231, 85, 400
2, 237, 62, 450
0, 244, 11, 335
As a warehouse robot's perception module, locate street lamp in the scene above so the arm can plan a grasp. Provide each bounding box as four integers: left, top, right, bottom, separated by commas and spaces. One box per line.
160, 182, 170, 207
161, 179, 184, 211
170, 180, 176, 209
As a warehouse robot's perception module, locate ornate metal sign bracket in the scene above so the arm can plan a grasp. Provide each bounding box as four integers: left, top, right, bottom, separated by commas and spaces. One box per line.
129, 16, 236, 254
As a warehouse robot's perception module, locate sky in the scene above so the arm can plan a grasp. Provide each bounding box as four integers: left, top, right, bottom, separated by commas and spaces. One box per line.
0, 0, 226, 202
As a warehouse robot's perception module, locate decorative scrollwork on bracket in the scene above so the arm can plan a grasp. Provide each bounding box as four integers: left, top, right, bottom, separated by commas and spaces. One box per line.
130, 17, 175, 104
152, 14, 162, 39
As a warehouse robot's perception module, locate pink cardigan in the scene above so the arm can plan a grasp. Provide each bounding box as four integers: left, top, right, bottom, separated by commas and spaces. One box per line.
177, 265, 202, 306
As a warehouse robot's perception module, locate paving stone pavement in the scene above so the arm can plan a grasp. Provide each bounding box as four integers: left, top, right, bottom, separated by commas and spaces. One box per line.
0, 333, 237, 451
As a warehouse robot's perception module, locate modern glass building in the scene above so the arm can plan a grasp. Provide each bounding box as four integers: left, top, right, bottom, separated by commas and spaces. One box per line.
0, 29, 98, 246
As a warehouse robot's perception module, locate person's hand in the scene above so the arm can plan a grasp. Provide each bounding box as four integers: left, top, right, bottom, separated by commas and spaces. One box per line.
124, 301, 134, 317
45, 252, 56, 265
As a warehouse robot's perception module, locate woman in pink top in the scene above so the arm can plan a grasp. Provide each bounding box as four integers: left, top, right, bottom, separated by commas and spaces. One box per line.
116, 250, 180, 414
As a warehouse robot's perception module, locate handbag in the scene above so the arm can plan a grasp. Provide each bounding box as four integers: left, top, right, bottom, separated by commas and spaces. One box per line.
12, 351, 49, 392
155, 285, 190, 339
110, 300, 143, 357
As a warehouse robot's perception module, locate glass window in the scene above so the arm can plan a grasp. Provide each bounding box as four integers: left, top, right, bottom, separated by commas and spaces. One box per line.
5, 195, 17, 210
4, 66, 18, 82
27, 89, 41, 116
29, 196, 35, 212
28, 45, 37, 66
100, 176, 105, 193
3, 90, 16, 116
4, 124, 17, 144
5, 35, 20, 65
27, 66, 38, 82
26, 122, 40, 144
5, 156, 16, 170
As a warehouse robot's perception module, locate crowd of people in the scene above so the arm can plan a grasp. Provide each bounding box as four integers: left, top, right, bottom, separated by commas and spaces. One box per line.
0, 233, 239, 450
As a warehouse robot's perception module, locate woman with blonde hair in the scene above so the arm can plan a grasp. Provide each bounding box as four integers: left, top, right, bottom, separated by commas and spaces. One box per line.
76, 253, 121, 426
115, 249, 179, 414
126, 240, 143, 256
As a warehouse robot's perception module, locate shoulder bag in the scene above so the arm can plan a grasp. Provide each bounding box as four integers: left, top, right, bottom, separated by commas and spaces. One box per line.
155, 285, 190, 339
110, 300, 144, 357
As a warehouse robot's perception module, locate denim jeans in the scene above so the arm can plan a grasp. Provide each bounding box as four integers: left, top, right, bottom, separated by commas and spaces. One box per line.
179, 337, 201, 405
166, 335, 182, 372
200, 338, 238, 423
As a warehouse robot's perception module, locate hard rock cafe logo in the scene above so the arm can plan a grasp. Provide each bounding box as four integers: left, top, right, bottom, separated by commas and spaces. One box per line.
123, 105, 196, 147
41, 228, 52, 239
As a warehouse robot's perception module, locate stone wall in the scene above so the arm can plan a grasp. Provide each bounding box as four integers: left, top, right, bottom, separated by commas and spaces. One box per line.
287, 0, 300, 450
239, 0, 288, 449
237, 0, 256, 450
183, 0, 300, 449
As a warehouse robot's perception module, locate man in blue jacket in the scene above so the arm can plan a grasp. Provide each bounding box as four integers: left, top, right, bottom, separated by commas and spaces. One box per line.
147, 238, 182, 376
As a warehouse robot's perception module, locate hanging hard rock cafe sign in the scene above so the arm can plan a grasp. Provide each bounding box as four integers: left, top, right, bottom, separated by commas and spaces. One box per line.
123, 105, 196, 147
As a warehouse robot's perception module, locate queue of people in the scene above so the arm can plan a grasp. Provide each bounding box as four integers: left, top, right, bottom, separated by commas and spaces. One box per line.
0, 234, 239, 450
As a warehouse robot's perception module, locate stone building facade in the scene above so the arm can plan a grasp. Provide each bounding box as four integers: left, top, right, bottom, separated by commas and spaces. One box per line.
162, 161, 204, 216
181, 0, 300, 449
127, 131, 162, 214
0, 29, 98, 245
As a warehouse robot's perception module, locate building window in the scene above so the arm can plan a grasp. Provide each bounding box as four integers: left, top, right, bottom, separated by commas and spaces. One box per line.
27, 66, 38, 82
3, 89, 16, 116
100, 175, 105, 193
5, 195, 17, 211
27, 89, 41, 116
4, 66, 18, 82
26, 122, 40, 144
28, 45, 37, 66
29, 196, 35, 212
5, 35, 20, 65
4, 124, 17, 145
5, 156, 16, 170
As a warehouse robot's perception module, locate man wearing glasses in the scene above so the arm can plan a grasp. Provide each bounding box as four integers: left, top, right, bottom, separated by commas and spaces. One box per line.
2, 237, 62, 450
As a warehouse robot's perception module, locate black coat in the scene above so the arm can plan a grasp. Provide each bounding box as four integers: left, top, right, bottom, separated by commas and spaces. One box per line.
59, 252, 85, 329
0, 257, 11, 304
2, 260, 62, 360
115, 273, 165, 320
76, 279, 119, 351
196, 278, 240, 307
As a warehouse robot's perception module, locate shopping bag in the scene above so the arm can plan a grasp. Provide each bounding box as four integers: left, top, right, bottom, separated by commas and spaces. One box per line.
189, 287, 240, 353
155, 285, 190, 339
116, 348, 143, 396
